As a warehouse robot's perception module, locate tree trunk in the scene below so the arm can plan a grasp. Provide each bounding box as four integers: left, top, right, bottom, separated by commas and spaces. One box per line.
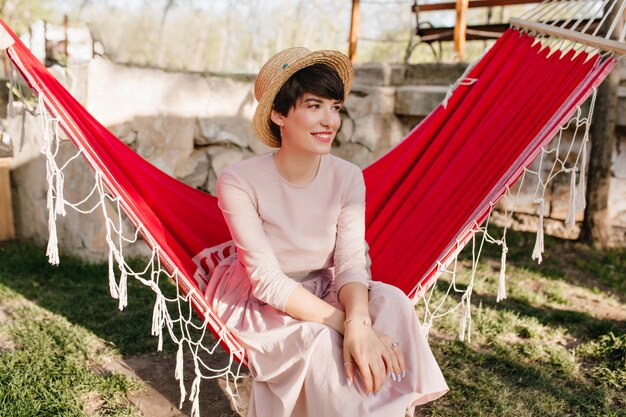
579, 6, 624, 248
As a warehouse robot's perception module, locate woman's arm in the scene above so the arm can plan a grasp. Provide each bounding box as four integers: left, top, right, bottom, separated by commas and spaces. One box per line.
216, 169, 301, 311
334, 167, 405, 394
284, 286, 345, 333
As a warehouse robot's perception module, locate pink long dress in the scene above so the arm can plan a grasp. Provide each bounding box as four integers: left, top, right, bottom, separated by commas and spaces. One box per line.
204, 150, 448, 417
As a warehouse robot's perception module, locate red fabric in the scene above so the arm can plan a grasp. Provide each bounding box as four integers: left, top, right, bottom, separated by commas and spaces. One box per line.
2, 21, 615, 357
363, 30, 614, 296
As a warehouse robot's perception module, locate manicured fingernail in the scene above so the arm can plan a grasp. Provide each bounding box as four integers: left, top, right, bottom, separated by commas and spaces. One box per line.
392, 372, 397, 381
387, 372, 392, 379
346, 378, 351, 387
368, 392, 373, 398
402, 369, 406, 378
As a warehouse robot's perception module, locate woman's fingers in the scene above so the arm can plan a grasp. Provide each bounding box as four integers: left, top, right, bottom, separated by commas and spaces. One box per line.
390, 345, 403, 380
393, 343, 407, 378
344, 327, 408, 394
343, 346, 354, 386
375, 331, 405, 381
370, 356, 387, 393
354, 355, 374, 394
380, 349, 394, 378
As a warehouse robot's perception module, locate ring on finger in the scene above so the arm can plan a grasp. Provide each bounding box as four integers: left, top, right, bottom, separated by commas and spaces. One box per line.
391, 342, 400, 349
344, 362, 353, 366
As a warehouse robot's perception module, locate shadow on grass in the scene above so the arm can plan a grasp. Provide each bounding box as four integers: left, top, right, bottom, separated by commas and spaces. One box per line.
458, 227, 626, 302
0, 240, 168, 356
473, 292, 626, 342
0, 240, 244, 417
422, 340, 624, 417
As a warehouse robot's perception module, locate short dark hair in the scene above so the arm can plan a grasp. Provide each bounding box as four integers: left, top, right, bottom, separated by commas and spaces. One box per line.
270, 63, 345, 144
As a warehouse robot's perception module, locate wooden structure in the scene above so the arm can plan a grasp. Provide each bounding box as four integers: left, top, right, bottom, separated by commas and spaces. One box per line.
413, 0, 602, 60
0, 158, 14, 240
349, 0, 360, 62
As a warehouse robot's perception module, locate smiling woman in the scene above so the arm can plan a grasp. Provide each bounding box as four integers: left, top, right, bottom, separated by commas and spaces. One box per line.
203, 47, 448, 417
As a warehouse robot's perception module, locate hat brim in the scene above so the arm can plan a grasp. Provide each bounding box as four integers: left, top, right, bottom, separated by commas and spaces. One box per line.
252, 50, 354, 148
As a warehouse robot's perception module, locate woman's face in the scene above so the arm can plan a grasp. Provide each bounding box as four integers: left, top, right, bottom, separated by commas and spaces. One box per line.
271, 93, 342, 154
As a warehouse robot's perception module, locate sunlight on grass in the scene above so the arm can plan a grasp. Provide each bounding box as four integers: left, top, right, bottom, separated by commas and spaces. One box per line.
0, 285, 141, 417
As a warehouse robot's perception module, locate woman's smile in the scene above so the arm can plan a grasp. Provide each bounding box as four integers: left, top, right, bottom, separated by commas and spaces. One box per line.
311, 131, 333, 142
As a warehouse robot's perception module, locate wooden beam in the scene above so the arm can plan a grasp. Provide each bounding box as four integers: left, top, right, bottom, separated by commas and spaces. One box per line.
454, 0, 469, 60
63, 14, 69, 62
349, 0, 360, 63
417, 19, 600, 42
414, 0, 544, 13
510, 18, 626, 55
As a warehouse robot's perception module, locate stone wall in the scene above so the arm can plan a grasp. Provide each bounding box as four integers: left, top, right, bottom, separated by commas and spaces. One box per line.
4, 59, 626, 261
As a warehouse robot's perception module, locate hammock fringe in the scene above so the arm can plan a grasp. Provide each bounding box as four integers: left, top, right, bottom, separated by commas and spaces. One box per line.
26, 89, 246, 414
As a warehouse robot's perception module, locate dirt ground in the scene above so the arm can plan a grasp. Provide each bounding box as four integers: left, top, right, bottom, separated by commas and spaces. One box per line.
103, 348, 252, 417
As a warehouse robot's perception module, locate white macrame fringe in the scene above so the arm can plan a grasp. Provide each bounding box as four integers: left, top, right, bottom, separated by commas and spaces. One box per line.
189, 371, 202, 417
29, 87, 243, 414
39, 95, 65, 265
108, 246, 119, 299
151, 292, 167, 351
458, 289, 472, 342
421, 320, 432, 340
532, 199, 545, 264
565, 168, 578, 228
576, 133, 588, 212
496, 243, 508, 302
175, 342, 188, 409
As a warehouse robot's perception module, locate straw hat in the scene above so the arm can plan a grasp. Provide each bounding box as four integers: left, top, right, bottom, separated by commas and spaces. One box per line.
252, 47, 354, 148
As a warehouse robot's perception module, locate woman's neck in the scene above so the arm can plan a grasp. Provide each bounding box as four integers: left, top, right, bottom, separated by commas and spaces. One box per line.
273, 148, 322, 186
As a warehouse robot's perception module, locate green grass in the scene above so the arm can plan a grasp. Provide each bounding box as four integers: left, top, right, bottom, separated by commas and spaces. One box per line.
0, 240, 178, 416
1, 230, 625, 416
0, 285, 141, 416
416, 227, 626, 416
0, 241, 179, 356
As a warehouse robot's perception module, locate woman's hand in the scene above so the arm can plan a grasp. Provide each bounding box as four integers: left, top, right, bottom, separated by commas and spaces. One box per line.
342, 318, 406, 395
372, 328, 406, 384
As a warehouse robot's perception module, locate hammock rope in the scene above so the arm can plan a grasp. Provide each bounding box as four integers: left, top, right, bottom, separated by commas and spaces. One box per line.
2, 3, 625, 413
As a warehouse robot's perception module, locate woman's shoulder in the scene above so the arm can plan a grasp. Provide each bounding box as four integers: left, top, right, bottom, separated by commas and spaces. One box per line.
325, 153, 363, 182
218, 152, 273, 180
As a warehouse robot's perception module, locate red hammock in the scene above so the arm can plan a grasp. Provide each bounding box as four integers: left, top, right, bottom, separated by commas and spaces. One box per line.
1, 20, 615, 364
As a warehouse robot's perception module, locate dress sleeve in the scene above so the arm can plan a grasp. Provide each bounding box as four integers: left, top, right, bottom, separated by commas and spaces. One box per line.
216, 168, 300, 312
333, 165, 372, 292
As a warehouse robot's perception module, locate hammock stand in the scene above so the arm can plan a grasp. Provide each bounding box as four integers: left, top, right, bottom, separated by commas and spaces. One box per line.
2, 2, 625, 414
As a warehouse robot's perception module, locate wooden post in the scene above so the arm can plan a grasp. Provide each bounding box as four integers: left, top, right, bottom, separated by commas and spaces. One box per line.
349, 0, 360, 63
0, 158, 15, 240
43, 20, 47, 65
454, 0, 469, 61
63, 14, 69, 63
579, 6, 625, 248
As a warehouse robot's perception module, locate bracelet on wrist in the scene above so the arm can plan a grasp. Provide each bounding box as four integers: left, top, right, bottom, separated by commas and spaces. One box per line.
344, 316, 372, 327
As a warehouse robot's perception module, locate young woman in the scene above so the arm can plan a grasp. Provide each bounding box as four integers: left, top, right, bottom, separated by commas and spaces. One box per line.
204, 47, 448, 417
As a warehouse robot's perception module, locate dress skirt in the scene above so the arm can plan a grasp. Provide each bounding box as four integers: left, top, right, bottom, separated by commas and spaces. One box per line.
204, 253, 449, 417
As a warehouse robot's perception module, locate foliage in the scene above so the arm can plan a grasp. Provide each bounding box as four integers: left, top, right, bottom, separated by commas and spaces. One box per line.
1, 0, 55, 34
